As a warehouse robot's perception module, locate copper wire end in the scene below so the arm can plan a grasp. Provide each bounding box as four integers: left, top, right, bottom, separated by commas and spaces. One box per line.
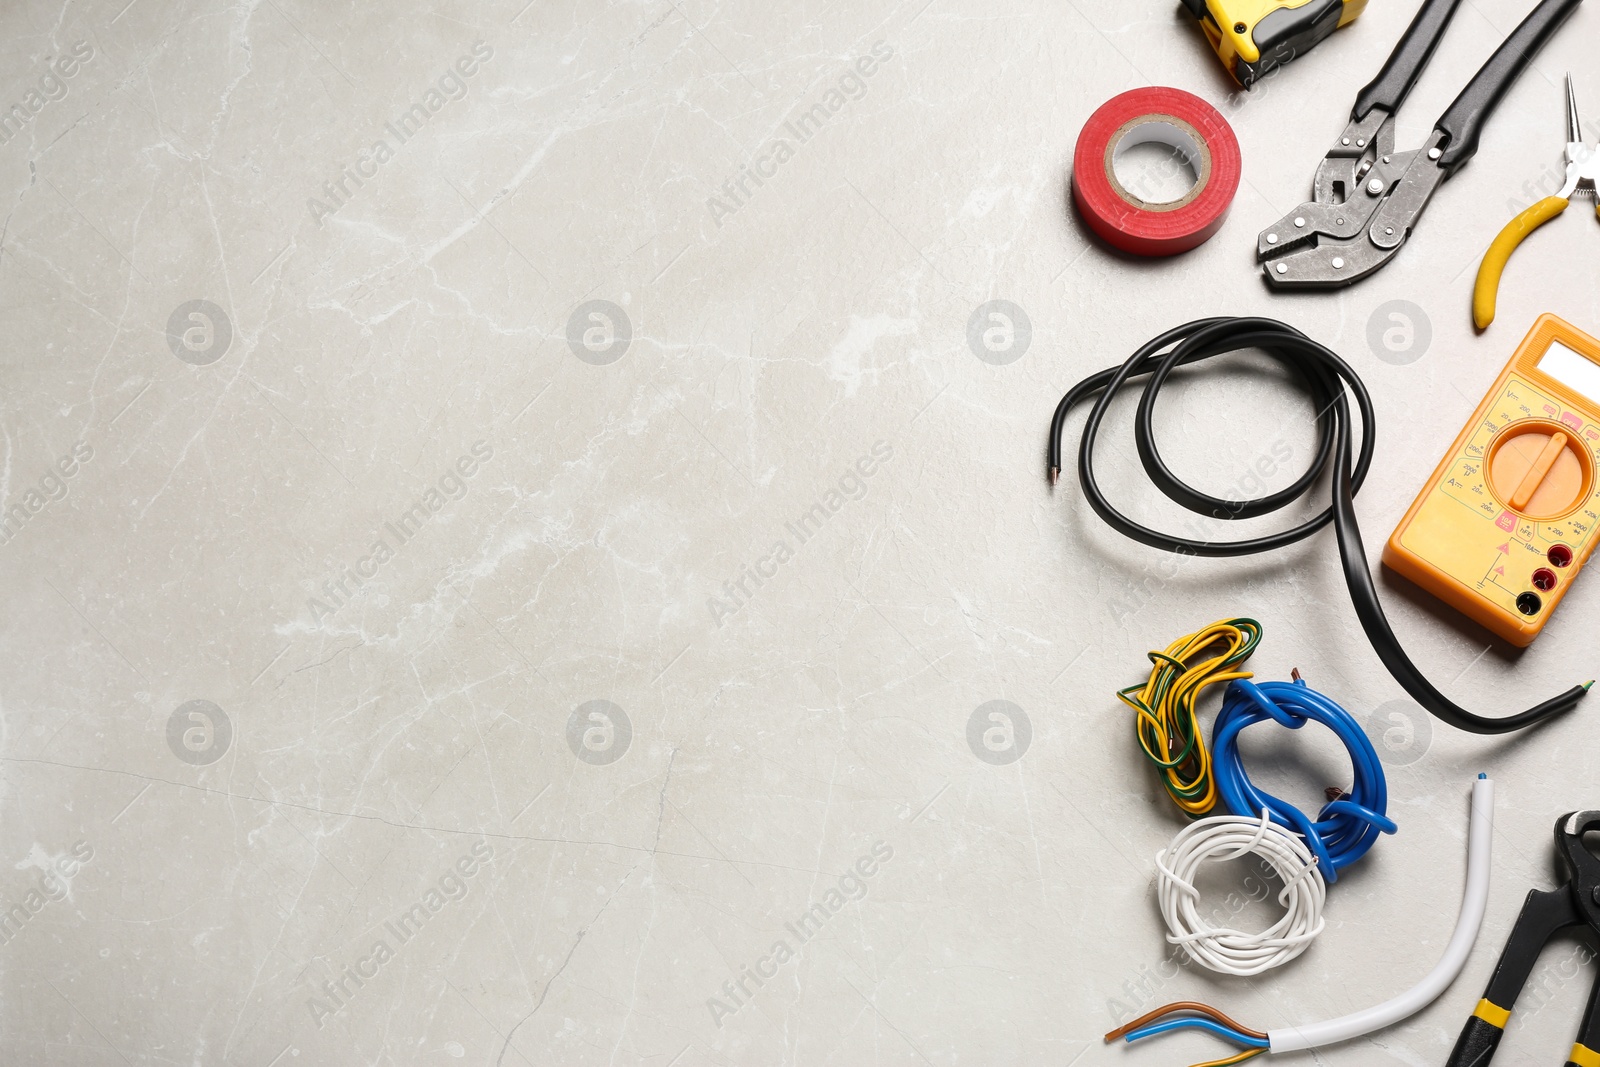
1049, 465, 1060, 486
1102, 1001, 1266, 1043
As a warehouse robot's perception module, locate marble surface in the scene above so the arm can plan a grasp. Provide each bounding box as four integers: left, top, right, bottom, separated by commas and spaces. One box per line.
4, 1, 1600, 1064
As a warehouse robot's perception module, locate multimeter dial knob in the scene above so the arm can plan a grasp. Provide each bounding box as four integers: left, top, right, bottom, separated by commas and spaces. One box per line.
1487, 420, 1592, 520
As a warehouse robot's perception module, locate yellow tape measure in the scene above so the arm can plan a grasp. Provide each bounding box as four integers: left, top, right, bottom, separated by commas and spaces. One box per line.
1181, 0, 1367, 87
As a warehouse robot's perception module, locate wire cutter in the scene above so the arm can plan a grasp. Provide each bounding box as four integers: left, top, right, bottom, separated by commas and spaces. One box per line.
1258, 0, 1583, 289
1445, 810, 1600, 1067
1474, 75, 1600, 329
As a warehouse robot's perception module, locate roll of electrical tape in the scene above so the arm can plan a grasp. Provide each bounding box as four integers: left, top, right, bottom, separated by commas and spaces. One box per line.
1072, 87, 1241, 257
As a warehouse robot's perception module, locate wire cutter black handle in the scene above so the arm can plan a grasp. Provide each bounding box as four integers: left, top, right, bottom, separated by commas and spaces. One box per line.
1436, 0, 1585, 171
1445, 811, 1600, 1067
1352, 0, 1464, 121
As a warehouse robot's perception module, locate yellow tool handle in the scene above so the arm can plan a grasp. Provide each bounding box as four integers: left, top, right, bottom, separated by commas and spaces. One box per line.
1473, 196, 1569, 330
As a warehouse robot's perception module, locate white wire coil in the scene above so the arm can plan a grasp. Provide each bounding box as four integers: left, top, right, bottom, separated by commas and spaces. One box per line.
1154, 809, 1327, 976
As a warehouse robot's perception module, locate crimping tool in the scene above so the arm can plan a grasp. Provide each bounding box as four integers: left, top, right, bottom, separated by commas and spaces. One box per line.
1179, 0, 1366, 88
1257, 0, 1583, 288
1446, 810, 1600, 1067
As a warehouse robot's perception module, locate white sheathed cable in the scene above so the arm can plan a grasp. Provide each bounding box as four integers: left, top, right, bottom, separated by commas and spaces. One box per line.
1267, 775, 1495, 1053
1155, 809, 1327, 977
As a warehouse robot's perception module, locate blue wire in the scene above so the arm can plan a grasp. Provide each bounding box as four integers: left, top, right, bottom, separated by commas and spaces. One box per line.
1122, 1017, 1270, 1049
1211, 677, 1397, 882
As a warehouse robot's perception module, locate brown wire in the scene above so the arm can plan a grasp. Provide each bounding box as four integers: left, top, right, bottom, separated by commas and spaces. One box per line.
1103, 1001, 1268, 1043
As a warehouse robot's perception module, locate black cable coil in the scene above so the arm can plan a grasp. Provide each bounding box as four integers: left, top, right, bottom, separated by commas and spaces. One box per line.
1047, 316, 1588, 735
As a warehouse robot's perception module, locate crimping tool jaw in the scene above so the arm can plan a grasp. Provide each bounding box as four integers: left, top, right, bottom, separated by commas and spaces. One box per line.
1255, 112, 1403, 268
1256, 117, 1412, 277
1444, 810, 1600, 1067
1259, 230, 1395, 288
1259, 124, 1450, 289
1557, 810, 1600, 913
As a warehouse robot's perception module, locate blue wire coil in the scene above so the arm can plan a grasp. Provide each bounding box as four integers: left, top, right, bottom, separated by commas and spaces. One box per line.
1211, 677, 1397, 882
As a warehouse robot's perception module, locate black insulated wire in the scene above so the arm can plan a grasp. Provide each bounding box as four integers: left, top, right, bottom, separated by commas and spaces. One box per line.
1047, 316, 1588, 736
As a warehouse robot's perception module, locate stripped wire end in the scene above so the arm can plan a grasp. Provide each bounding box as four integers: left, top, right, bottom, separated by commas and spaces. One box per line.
1585, 679, 1595, 691
1102, 1001, 1266, 1043
1290, 666, 1303, 682
1049, 465, 1060, 486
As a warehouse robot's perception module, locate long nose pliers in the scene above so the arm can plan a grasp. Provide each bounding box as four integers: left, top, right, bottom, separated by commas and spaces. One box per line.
1445, 810, 1600, 1067
1473, 75, 1600, 330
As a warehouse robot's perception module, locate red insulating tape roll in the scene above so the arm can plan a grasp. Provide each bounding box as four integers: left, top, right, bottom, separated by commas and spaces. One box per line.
1072, 87, 1241, 257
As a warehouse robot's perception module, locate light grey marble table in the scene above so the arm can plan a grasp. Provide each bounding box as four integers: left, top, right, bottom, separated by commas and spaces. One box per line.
3, 1, 1599, 1064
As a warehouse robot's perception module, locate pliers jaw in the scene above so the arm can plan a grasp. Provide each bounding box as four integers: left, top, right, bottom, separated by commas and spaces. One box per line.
1557, 75, 1600, 202
1444, 811, 1600, 1067
1557, 141, 1600, 202
1309, 110, 1401, 206
1260, 229, 1399, 289
1258, 125, 1446, 289
1555, 75, 1593, 201
1256, 111, 1395, 260
1557, 810, 1600, 924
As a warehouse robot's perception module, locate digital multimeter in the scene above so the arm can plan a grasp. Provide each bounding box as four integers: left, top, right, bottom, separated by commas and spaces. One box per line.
1180, 0, 1367, 88
1385, 315, 1600, 647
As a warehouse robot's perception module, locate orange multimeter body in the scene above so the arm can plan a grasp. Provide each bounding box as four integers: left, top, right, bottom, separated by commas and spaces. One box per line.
1384, 315, 1600, 647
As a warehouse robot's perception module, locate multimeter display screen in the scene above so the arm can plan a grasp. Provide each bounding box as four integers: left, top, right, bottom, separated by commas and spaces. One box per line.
1538, 340, 1600, 404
